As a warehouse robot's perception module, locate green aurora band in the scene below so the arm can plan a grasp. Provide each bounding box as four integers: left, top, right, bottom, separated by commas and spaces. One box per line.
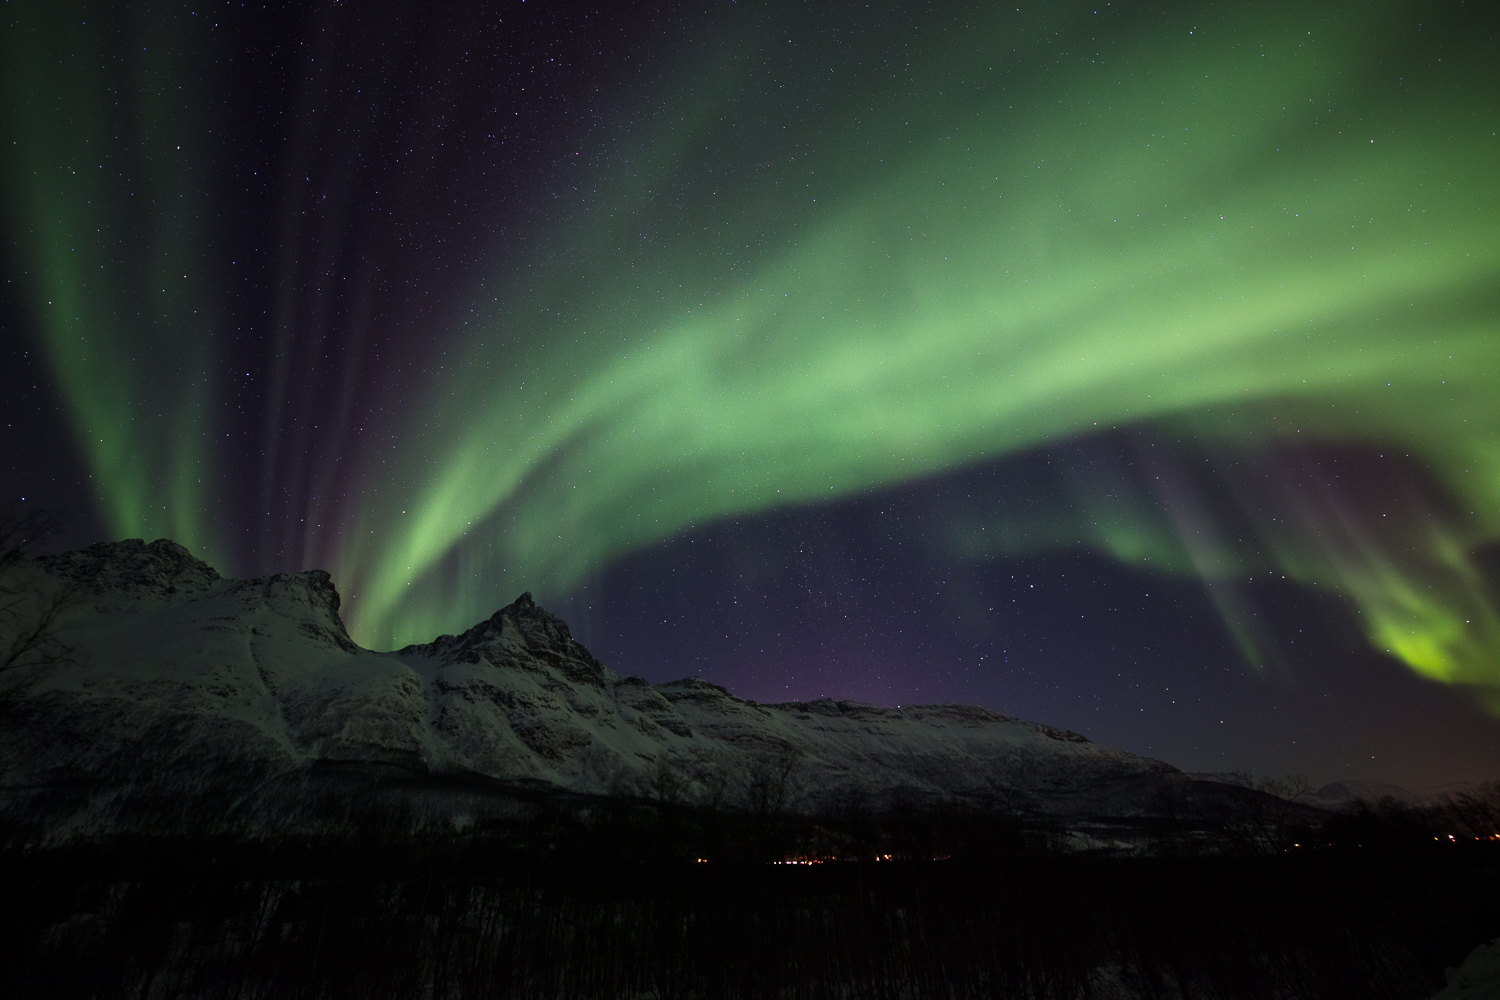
4, 5, 220, 564
5, 3, 1498, 704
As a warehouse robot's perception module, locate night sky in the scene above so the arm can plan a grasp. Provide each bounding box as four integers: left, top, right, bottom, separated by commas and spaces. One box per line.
4, 0, 1498, 789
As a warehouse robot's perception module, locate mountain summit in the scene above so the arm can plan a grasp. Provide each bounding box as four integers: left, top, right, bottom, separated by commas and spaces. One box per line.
1, 540, 1179, 843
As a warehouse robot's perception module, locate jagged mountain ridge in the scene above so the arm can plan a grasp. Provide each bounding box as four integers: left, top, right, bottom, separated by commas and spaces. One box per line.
1, 539, 1179, 841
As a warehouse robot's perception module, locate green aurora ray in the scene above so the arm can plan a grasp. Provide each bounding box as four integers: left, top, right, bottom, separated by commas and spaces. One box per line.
4, 5, 222, 566
5, 2, 1498, 704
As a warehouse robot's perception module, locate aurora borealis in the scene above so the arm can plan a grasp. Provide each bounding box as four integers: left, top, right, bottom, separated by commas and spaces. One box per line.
3, 0, 1497, 786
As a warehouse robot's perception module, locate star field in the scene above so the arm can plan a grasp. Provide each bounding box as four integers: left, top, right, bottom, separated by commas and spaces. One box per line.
3, 0, 1497, 787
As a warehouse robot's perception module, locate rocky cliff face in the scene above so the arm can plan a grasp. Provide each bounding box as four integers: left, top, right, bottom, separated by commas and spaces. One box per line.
0, 539, 1178, 843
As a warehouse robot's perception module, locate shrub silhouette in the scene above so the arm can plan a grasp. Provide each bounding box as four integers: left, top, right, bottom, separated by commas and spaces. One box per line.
4, 796, 1496, 998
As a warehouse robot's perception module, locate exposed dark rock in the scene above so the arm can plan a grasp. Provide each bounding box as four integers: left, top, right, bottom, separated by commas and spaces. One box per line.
39, 538, 221, 596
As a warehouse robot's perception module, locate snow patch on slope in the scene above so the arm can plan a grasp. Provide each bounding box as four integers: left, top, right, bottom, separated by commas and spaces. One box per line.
2, 541, 1180, 840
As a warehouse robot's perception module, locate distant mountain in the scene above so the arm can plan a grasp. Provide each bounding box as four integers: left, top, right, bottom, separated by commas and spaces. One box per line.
1, 539, 1187, 844
1311, 780, 1426, 809
1310, 779, 1487, 810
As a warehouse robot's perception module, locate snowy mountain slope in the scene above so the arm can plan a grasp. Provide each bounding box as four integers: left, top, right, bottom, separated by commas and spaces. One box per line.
0, 539, 1179, 841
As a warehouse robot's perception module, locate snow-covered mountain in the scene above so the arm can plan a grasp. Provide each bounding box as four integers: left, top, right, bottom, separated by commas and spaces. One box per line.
1, 539, 1181, 842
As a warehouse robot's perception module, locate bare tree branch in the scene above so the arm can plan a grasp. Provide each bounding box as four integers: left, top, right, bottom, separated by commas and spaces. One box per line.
0, 506, 63, 572
0, 505, 82, 700
745, 745, 803, 817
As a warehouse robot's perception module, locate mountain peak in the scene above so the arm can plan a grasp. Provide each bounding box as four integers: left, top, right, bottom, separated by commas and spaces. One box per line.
38, 537, 221, 597
402, 591, 610, 687
4, 539, 1184, 844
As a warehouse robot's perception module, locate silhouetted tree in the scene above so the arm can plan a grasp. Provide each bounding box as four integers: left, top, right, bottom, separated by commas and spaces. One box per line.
1443, 780, 1500, 842
0, 506, 60, 573
648, 754, 688, 806
693, 760, 729, 811
745, 745, 802, 817
0, 506, 81, 700
1212, 771, 1316, 854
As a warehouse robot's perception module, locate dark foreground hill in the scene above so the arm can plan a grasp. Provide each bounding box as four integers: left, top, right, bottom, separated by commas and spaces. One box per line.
3, 833, 1496, 1000
3, 539, 1498, 998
